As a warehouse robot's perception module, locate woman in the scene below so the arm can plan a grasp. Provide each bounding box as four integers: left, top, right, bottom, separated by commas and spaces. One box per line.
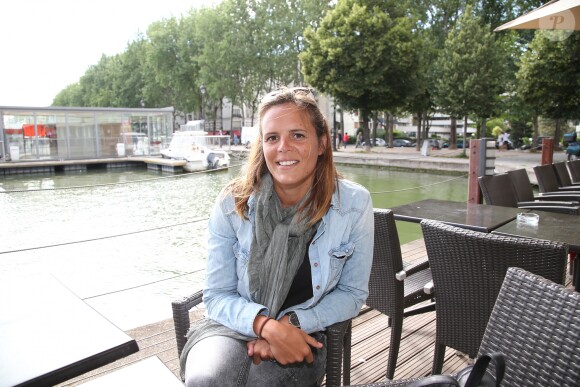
181, 87, 374, 386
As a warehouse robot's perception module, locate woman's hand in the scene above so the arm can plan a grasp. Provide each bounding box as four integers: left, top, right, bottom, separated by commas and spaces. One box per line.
247, 339, 274, 365
260, 316, 324, 365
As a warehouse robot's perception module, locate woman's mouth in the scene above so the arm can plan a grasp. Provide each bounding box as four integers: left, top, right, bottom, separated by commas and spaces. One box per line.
277, 160, 298, 166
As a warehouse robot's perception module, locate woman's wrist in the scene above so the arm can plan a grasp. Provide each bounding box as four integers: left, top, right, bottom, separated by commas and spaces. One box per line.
254, 315, 271, 339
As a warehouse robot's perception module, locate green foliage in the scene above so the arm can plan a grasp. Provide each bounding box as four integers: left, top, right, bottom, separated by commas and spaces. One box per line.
49, 0, 580, 139
434, 5, 506, 122
517, 31, 580, 120
301, 0, 420, 112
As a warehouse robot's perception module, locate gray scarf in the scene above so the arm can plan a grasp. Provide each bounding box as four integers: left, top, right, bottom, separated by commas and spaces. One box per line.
179, 173, 316, 377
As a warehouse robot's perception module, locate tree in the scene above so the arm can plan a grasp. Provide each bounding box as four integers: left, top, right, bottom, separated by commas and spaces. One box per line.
517, 31, 580, 144
434, 5, 506, 154
144, 16, 201, 124
300, 0, 420, 148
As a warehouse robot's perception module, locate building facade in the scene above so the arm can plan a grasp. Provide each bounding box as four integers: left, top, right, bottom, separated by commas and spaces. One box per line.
0, 106, 174, 162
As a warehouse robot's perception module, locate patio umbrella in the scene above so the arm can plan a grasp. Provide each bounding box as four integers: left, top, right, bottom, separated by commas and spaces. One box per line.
495, 0, 580, 31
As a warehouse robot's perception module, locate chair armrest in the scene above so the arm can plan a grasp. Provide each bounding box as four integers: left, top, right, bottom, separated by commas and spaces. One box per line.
537, 192, 580, 202
396, 258, 430, 281
172, 290, 204, 357
424, 280, 435, 295
325, 319, 352, 387
518, 200, 578, 206
517, 204, 579, 215
556, 186, 580, 192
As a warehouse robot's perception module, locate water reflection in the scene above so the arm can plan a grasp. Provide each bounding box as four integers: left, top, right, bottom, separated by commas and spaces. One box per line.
0, 165, 467, 329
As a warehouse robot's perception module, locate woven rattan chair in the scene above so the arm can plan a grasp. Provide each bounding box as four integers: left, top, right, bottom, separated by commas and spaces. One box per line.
365, 209, 434, 380
507, 168, 580, 203
347, 267, 580, 387
568, 159, 580, 183
478, 173, 580, 214
172, 293, 352, 387
534, 164, 580, 193
553, 161, 580, 187
420, 220, 568, 375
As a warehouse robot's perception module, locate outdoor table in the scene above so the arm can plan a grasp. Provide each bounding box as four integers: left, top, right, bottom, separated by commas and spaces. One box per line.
492, 210, 580, 291
0, 274, 139, 386
390, 199, 523, 233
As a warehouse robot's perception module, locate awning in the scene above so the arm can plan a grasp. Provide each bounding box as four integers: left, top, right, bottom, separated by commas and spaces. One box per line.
495, 0, 580, 31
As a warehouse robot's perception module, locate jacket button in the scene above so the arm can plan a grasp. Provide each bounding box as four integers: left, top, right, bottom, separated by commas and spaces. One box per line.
313, 262, 319, 267
316, 285, 320, 290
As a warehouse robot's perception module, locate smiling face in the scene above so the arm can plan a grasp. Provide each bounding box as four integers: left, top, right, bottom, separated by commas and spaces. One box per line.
261, 103, 326, 207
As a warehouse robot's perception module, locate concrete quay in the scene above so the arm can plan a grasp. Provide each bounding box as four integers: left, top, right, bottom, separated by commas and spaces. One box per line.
0, 146, 567, 185
328, 146, 569, 185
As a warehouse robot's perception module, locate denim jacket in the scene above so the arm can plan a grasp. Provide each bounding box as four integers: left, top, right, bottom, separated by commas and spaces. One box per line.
203, 178, 374, 337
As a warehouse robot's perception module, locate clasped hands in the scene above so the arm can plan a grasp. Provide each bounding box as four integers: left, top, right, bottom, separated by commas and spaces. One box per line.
247, 315, 323, 365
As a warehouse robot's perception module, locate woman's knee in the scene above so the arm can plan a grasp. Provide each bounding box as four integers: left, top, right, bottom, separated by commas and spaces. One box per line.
184, 336, 250, 387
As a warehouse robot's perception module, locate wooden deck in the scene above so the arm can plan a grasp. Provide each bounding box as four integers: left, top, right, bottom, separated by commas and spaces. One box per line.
59, 239, 574, 386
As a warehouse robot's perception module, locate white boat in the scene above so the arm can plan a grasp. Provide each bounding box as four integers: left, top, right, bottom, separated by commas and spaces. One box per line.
160, 131, 230, 172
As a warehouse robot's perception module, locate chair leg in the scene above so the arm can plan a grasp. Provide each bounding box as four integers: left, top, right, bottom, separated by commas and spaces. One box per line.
343, 322, 352, 386
386, 315, 404, 380
432, 342, 446, 375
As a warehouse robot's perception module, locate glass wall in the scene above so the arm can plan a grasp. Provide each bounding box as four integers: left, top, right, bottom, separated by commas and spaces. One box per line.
0, 107, 173, 161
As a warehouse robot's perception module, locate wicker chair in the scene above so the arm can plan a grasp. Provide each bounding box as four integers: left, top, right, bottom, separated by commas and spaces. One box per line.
347, 267, 580, 386
478, 173, 580, 214
553, 161, 580, 187
420, 220, 568, 375
365, 209, 434, 380
507, 168, 580, 203
568, 159, 580, 183
172, 294, 352, 387
534, 164, 580, 193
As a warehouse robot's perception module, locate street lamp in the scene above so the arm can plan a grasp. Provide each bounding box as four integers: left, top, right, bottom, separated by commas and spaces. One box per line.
140, 98, 145, 108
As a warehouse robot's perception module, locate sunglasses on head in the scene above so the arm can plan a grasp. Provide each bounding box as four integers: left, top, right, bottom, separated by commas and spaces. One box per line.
264, 86, 316, 99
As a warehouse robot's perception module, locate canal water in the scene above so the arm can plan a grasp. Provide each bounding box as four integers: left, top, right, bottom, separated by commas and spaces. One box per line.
0, 163, 467, 330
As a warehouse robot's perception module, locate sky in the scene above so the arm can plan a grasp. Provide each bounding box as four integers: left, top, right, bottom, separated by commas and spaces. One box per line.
0, 0, 219, 107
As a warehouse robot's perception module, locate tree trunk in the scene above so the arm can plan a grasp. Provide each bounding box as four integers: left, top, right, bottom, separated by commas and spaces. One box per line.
554, 118, 561, 149
532, 112, 539, 152
463, 116, 468, 157
361, 108, 370, 150
332, 104, 337, 151
450, 117, 457, 149
415, 112, 422, 151
371, 112, 378, 144
423, 112, 430, 139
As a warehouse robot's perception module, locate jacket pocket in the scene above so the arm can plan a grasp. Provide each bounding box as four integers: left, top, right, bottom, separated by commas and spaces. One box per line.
327, 242, 355, 285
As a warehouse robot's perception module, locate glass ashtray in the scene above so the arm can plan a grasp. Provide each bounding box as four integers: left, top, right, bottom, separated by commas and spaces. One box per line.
517, 212, 539, 226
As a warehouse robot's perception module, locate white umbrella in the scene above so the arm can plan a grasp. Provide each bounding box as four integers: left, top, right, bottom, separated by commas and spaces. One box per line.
495, 0, 580, 31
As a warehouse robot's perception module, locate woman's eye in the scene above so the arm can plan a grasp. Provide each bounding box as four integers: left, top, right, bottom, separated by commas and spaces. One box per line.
265, 135, 278, 142
294, 133, 306, 139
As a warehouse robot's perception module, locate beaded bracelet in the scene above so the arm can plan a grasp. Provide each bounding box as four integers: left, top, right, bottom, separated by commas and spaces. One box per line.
256, 317, 272, 339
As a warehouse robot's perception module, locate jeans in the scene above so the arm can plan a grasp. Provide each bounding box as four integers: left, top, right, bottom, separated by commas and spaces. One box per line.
184, 333, 327, 387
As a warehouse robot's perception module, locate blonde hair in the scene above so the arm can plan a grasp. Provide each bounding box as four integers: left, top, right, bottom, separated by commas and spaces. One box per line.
229, 87, 340, 226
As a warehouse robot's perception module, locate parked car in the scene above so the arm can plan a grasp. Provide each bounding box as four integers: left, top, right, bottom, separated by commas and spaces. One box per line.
443, 140, 470, 149
566, 142, 580, 160
392, 139, 415, 147
362, 138, 387, 147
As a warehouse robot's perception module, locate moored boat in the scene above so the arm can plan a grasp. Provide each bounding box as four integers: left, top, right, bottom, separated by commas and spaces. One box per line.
160, 130, 230, 171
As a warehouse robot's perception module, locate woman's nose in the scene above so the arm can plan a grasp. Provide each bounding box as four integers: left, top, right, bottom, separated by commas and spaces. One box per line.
278, 136, 290, 152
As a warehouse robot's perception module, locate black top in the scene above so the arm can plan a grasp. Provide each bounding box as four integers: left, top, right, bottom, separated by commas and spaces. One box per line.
281, 248, 313, 311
